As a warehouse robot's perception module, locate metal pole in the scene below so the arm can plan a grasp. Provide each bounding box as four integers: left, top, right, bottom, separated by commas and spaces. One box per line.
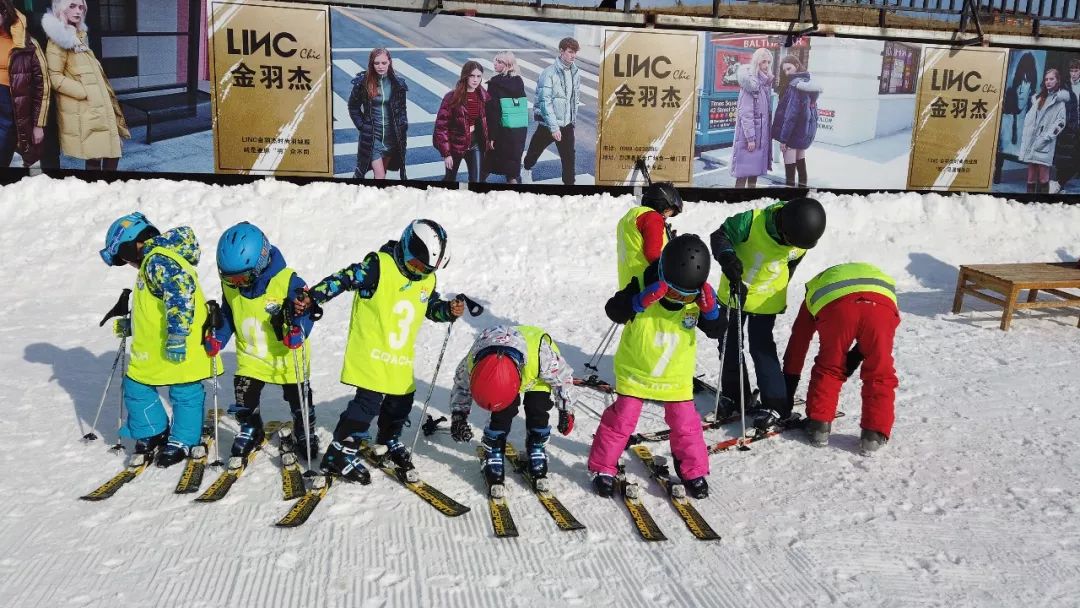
409, 319, 456, 455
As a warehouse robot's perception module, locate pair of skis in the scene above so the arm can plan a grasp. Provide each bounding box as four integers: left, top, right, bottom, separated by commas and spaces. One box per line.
476, 444, 586, 538
610, 445, 721, 542
81, 409, 225, 501
275, 442, 471, 528
194, 421, 295, 502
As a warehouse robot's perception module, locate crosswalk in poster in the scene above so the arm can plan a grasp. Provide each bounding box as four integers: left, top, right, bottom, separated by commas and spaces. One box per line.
596, 29, 699, 186
209, 0, 333, 176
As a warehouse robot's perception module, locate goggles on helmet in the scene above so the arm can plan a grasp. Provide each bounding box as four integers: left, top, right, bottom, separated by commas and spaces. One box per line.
221, 268, 257, 288
657, 263, 699, 304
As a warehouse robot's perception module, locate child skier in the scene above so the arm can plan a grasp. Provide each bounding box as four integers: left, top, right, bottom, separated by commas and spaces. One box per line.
616, 181, 683, 288
295, 219, 464, 483
98, 212, 219, 468
446, 325, 576, 486
709, 197, 826, 421
203, 222, 317, 459
588, 234, 724, 499
782, 262, 899, 454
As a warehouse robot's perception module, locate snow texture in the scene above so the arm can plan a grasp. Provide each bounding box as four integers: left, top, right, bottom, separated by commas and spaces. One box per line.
2, 175, 1080, 607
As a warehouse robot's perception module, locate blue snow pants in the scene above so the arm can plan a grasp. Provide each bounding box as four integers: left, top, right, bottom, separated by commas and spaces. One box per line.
120, 377, 206, 447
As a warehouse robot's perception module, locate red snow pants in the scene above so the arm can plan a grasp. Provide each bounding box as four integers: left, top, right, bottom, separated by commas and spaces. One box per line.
806, 293, 900, 437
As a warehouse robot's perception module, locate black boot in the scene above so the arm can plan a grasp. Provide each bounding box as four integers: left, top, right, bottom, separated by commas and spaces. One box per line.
320, 437, 371, 484
290, 407, 320, 459
784, 163, 796, 187
155, 440, 190, 468
525, 427, 551, 480
860, 429, 888, 455
480, 428, 506, 486
795, 157, 808, 187
592, 472, 616, 498
134, 428, 169, 457
230, 405, 265, 458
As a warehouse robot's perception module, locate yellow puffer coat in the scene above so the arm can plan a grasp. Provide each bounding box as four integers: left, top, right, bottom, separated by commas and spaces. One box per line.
41, 12, 128, 160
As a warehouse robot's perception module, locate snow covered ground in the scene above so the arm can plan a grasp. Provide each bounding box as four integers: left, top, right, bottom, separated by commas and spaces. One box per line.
2, 176, 1079, 607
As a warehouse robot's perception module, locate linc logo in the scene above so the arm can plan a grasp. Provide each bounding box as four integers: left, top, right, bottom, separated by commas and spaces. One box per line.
226, 29, 297, 58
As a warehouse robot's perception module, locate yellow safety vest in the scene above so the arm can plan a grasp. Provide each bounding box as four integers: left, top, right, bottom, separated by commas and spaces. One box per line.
128, 247, 220, 385
518, 325, 556, 394
222, 268, 310, 384
617, 206, 666, 289
804, 262, 897, 317
718, 208, 805, 314
341, 251, 436, 395
613, 302, 699, 401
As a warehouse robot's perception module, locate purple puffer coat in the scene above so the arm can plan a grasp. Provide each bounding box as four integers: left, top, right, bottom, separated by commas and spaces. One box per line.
771, 72, 821, 150
731, 65, 775, 178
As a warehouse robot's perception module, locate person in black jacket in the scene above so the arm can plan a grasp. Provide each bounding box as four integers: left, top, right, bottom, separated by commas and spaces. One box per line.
348, 48, 409, 180
21, 0, 56, 169
482, 51, 528, 184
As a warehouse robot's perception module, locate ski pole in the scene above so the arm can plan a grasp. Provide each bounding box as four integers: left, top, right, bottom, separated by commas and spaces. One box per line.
409, 294, 483, 455
584, 321, 618, 376
86, 333, 125, 442
291, 338, 314, 473
112, 333, 128, 452
205, 301, 224, 467
87, 289, 132, 443
711, 302, 733, 424
734, 286, 750, 451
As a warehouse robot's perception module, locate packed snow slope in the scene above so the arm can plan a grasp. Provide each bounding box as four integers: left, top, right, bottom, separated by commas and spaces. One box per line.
1, 176, 1079, 608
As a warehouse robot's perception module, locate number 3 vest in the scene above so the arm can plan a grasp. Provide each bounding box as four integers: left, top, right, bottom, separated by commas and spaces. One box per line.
341, 251, 436, 395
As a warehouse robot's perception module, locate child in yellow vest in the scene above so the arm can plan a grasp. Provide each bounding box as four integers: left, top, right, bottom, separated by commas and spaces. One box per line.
709, 197, 826, 422
99, 212, 220, 468
588, 235, 723, 499
616, 182, 682, 288
295, 219, 464, 483
204, 223, 317, 460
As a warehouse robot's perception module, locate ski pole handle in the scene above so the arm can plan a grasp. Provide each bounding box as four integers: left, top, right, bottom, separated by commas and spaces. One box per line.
99, 288, 132, 327
454, 294, 484, 317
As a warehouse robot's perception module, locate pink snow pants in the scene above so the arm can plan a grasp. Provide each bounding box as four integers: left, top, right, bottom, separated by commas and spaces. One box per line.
588, 394, 709, 479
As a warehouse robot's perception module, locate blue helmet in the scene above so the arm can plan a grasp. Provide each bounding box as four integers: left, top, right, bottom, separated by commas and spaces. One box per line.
101, 212, 157, 266
216, 222, 271, 287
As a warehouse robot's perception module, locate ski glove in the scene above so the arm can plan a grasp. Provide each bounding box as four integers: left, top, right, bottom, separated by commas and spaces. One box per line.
112, 318, 131, 338
632, 280, 669, 313
283, 326, 304, 349
716, 250, 743, 285
844, 345, 864, 378
203, 335, 222, 357
450, 411, 473, 442
557, 408, 575, 436
696, 282, 719, 320
165, 334, 187, 363
784, 373, 800, 412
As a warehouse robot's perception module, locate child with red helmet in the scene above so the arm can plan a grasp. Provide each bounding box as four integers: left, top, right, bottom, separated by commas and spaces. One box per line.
447, 325, 575, 489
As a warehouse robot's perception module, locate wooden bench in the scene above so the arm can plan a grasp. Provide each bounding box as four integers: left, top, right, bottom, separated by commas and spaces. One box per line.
952, 263, 1080, 330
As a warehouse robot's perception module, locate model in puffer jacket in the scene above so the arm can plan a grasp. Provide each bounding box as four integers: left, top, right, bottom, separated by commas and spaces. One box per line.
1018, 68, 1069, 194
771, 55, 822, 188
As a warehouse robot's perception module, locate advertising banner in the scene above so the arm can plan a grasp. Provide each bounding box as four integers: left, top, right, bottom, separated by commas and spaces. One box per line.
209, 0, 332, 176
596, 29, 699, 186
907, 46, 1008, 191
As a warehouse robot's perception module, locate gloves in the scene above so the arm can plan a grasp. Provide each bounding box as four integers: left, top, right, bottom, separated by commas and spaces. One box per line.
729, 279, 748, 302
696, 282, 719, 321
204, 335, 222, 357
449, 298, 466, 318
112, 318, 131, 338
632, 280, 669, 313
165, 334, 187, 363
717, 250, 743, 285
844, 345, 864, 378
784, 373, 800, 413
283, 326, 304, 350
450, 411, 473, 442
558, 408, 575, 436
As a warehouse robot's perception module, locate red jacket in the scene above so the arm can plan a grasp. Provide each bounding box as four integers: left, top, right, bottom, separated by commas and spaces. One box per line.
783, 291, 898, 376
636, 210, 667, 263
433, 88, 491, 159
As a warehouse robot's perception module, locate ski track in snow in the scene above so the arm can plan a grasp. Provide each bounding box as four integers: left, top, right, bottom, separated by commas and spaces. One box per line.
1, 176, 1080, 607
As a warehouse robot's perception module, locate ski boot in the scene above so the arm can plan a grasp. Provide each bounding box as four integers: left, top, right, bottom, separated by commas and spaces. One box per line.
134, 428, 169, 458
291, 406, 320, 460
320, 437, 371, 484
382, 438, 414, 472
525, 427, 550, 480
480, 428, 506, 488
229, 405, 265, 458
715, 395, 739, 420
860, 429, 888, 456
592, 472, 616, 498
682, 476, 709, 499
155, 440, 190, 468
804, 418, 831, 447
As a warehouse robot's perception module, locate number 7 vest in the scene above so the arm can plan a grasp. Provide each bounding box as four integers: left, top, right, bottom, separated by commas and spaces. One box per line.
341, 251, 435, 395
613, 301, 699, 402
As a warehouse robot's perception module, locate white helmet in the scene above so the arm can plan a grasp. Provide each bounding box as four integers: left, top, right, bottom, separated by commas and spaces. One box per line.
397, 219, 449, 276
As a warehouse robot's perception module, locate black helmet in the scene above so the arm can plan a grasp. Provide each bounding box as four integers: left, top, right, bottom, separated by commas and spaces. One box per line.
776, 197, 826, 249
659, 234, 711, 293
641, 182, 683, 216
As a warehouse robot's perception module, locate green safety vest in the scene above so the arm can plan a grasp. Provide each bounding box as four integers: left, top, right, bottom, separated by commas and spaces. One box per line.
222, 268, 310, 384
128, 248, 220, 386
518, 325, 556, 394
341, 251, 436, 395
613, 302, 699, 401
804, 262, 897, 316
718, 208, 805, 314
617, 206, 666, 288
